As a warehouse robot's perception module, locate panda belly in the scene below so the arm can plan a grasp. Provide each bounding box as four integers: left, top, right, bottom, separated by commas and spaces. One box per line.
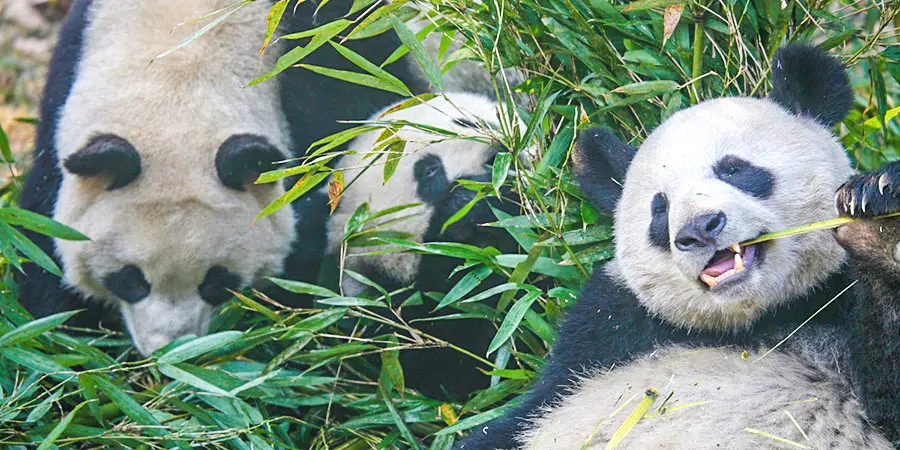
518, 346, 891, 450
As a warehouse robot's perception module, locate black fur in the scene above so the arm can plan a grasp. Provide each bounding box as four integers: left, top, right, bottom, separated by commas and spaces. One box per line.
648, 193, 669, 249
453, 268, 855, 449
714, 155, 775, 199
215, 134, 283, 191
102, 265, 151, 305
64, 135, 141, 190
16, 0, 424, 325
572, 127, 636, 213
16, 0, 114, 330
198, 266, 242, 306
834, 166, 900, 444
769, 44, 852, 127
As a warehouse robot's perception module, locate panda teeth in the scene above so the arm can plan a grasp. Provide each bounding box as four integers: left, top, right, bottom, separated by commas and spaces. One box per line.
734, 253, 744, 272
729, 243, 741, 254
700, 273, 718, 287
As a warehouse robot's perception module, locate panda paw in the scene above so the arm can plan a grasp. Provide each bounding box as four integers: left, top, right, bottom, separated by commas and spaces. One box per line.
835, 162, 900, 218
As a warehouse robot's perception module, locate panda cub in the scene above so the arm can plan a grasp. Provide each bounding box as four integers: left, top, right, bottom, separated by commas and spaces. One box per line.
18, 0, 421, 355
322, 92, 521, 400
455, 45, 896, 449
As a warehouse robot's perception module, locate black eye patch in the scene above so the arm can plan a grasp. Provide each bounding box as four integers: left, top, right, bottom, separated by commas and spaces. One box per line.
649, 193, 670, 250
413, 154, 450, 203
198, 266, 241, 306
713, 155, 774, 199
103, 265, 151, 304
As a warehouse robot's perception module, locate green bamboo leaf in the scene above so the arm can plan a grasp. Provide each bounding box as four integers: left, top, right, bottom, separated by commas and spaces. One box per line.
0, 310, 79, 347
0, 122, 11, 163
249, 19, 352, 86
347, 0, 411, 40
382, 138, 406, 184
435, 403, 515, 435
317, 297, 387, 307
0, 347, 73, 381
621, 0, 686, 12
260, 0, 289, 56
343, 202, 371, 241
487, 290, 540, 355
329, 41, 411, 95
872, 62, 888, 130
88, 374, 166, 436
492, 152, 513, 195
436, 265, 493, 310
461, 378, 528, 414
293, 308, 348, 331
299, 64, 412, 96
379, 337, 405, 394
380, 385, 421, 450
35, 401, 86, 450
157, 331, 243, 364
0, 207, 89, 241
159, 363, 233, 396
263, 332, 314, 374
153, 1, 249, 61
25, 388, 62, 423
0, 222, 62, 276
256, 170, 331, 220
441, 190, 486, 234
269, 278, 340, 298
390, 14, 443, 91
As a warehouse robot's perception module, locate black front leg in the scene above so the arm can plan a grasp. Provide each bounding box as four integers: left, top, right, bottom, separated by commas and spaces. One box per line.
834, 162, 900, 444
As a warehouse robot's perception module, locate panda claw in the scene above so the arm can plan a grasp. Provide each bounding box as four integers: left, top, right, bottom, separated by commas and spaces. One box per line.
861, 195, 868, 214
848, 196, 856, 216
878, 173, 890, 196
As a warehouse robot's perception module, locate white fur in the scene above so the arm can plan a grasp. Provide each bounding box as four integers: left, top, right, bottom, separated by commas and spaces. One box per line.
519, 346, 892, 450
613, 97, 852, 332
325, 92, 512, 295
53, 0, 295, 355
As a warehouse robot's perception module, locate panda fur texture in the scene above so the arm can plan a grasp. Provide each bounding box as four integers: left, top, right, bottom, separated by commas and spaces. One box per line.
17, 0, 422, 356
323, 92, 522, 400
834, 162, 900, 444
454, 45, 896, 449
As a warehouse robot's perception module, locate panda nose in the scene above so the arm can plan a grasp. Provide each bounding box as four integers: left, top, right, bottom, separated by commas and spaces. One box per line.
674, 212, 727, 251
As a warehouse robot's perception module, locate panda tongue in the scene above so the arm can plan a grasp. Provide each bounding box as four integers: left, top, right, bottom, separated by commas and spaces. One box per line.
702, 251, 736, 277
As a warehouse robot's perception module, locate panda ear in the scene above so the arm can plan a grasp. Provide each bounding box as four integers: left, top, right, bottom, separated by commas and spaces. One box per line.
769, 44, 852, 127
63, 135, 141, 190
573, 127, 636, 213
215, 134, 284, 191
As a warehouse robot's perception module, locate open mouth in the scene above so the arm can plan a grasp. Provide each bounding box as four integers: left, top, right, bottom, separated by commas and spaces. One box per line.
699, 241, 765, 288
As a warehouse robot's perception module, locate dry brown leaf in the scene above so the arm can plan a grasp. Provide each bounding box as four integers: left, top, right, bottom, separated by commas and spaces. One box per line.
662, 5, 683, 46
328, 170, 344, 214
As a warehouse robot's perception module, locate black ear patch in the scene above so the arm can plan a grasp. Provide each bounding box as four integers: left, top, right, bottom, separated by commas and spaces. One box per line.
103, 265, 151, 304
573, 127, 637, 213
769, 44, 852, 127
198, 265, 241, 306
63, 135, 141, 190
215, 134, 284, 191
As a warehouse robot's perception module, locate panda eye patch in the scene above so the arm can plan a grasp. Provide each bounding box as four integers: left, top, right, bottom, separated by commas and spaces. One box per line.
714, 155, 774, 199
198, 266, 241, 306
103, 265, 151, 304
649, 193, 670, 250
413, 154, 450, 203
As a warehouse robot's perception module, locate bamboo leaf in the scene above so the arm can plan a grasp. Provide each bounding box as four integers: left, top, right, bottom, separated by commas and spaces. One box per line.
486, 290, 540, 355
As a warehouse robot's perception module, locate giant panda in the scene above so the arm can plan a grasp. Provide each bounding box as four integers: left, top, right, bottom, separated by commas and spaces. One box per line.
319, 92, 524, 400
17, 0, 424, 355
453, 45, 898, 449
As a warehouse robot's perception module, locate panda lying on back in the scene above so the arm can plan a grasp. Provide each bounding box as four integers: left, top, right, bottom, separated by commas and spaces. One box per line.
455, 45, 899, 449
17, 0, 422, 355
321, 92, 522, 400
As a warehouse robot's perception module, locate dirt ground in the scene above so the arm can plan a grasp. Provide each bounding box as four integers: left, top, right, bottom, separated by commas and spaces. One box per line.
0, 0, 67, 182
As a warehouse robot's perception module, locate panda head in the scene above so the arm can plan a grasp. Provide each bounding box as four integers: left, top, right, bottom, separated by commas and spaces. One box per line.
575, 45, 854, 332
327, 92, 519, 295
51, 1, 295, 355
